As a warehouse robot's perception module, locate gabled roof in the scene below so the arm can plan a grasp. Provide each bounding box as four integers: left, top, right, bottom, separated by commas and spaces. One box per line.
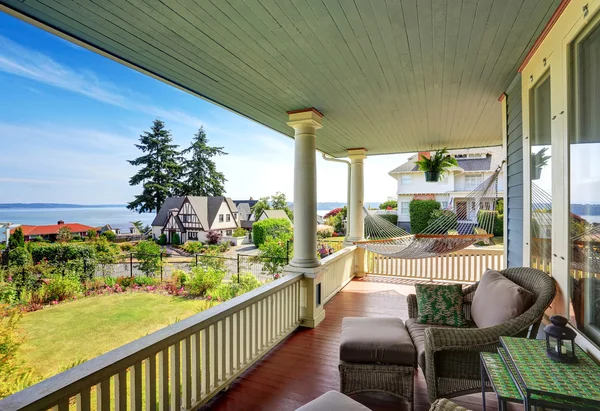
260, 209, 291, 221
233, 199, 258, 208
389, 146, 503, 176
236, 203, 252, 220
11, 223, 97, 237
151, 197, 185, 226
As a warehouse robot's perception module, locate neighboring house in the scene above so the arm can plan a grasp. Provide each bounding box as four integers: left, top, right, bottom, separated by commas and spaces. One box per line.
99, 224, 144, 241
10, 221, 97, 241
389, 147, 504, 230
151, 196, 239, 243
257, 209, 291, 222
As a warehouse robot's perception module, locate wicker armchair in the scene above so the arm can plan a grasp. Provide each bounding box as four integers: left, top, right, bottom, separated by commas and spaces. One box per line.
406, 267, 556, 402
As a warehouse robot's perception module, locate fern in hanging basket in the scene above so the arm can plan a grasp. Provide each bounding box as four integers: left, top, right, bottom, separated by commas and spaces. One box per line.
415, 148, 458, 182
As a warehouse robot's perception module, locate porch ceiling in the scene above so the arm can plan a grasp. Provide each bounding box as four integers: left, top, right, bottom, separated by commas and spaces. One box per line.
1, 0, 560, 157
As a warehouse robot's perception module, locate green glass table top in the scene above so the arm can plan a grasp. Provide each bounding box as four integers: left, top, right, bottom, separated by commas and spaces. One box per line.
500, 337, 600, 403
480, 352, 522, 401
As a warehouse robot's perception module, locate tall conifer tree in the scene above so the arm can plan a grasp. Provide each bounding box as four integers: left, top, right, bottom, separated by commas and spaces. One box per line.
179, 127, 227, 196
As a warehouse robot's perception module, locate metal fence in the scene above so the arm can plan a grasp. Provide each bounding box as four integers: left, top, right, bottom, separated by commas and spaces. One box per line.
95, 253, 288, 283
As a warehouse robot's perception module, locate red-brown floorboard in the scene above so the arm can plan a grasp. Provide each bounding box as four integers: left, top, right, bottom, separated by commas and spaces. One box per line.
204, 276, 516, 411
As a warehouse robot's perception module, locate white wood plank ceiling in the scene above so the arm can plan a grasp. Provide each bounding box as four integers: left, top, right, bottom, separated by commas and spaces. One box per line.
1, 0, 561, 157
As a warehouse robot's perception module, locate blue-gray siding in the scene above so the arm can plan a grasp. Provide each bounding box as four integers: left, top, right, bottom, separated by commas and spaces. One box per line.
506, 76, 524, 267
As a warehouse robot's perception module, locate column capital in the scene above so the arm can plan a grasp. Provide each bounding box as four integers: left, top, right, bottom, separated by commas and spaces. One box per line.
347, 147, 367, 161
287, 108, 323, 130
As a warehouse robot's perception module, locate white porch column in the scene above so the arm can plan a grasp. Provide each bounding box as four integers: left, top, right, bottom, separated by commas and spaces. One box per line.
347, 148, 367, 242
287, 108, 323, 268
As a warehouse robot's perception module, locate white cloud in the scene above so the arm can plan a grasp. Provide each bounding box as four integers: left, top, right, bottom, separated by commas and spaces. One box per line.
0, 35, 205, 128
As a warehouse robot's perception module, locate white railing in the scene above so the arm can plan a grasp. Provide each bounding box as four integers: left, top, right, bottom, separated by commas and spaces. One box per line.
0, 273, 303, 411
366, 248, 504, 283
320, 246, 357, 304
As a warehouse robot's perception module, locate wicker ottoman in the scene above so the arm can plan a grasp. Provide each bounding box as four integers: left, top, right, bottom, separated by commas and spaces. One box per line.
339, 317, 416, 410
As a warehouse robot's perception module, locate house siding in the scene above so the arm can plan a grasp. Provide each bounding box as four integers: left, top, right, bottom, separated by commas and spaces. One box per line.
506, 76, 523, 268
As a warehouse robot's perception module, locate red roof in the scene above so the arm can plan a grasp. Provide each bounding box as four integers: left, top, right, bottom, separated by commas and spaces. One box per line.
11, 223, 97, 237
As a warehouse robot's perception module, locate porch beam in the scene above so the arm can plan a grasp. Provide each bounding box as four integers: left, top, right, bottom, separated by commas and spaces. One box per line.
287, 108, 323, 268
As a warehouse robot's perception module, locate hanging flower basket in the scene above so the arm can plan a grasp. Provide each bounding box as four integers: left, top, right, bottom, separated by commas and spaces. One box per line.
424, 171, 440, 182
532, 166, 542, 180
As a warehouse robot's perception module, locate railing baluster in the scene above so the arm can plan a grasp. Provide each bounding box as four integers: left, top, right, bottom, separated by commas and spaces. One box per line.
228, 315, 234, 378
170, 343, 181, 411
191, 332, 201, 402
96, 379, 111, 411
56, 399, 70, 411
212, 324, 219, 388
131, 363, 142, 411
182, 336, 192, 409
145, 355, 157, 411
220, 320, 226, 384
115, 371, 127, 411
158, 349, 169, 411
236, 312, 242, 371
77, 387, 91, 411
202, 328, 210, 397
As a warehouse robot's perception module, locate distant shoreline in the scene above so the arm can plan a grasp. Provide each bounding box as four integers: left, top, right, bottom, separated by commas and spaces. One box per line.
0, 203, 125, 209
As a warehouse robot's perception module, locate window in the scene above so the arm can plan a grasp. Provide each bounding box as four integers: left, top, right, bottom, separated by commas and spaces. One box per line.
401, 175, 411, 185
226, 230, 233, 236
400, 202, 410, 216
440, 201, 448, 209
219, 214, 224, 223
226, 214, 231, 222
188, 232, 198, 240
569, 23, 600, 347
464, 174, 483, 189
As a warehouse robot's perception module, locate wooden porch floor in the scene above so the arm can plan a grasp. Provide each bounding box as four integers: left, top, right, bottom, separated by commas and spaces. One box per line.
204, 276, 516, 411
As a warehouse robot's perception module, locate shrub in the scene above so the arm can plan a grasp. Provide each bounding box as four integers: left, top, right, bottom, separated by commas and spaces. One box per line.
252, 218, 293, 247
378, 214, 398, 225
8, 247, 31, 268
233, 227, 247, 237
0, 283, 17, 305
428, 209, 458, 233
171, 232, 181, 245
379, 200, 398, 210
158, 234, 167, 246
317, 225, 334, 238
105, 276, 117, 287
86, 229, 98, 240
324, 208, 343, 218
119, 242, 134, 252
72, 234, 82, 242
188, 266, 225, 296
477, 210, 503, 236
134, 241, 162, 277
409, 200, 440, 234
182, 241, 203, 254
134, 276, 159, 287
101, 230, 117, 242
206, 283, 239, 301
171, 269, 189, 287
56, 226, 73, 243
206, 230, 221, 245
238, 273, 261, 293
116, 276, 134, 288
40, 275, 82, 302
8, 228, 25, 250
258, 235, 291, 277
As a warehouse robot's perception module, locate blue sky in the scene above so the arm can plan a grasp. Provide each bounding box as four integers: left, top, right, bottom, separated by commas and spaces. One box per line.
0, 13, 409, 205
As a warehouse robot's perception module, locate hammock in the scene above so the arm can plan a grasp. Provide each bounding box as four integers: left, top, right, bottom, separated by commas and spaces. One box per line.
355, 163, 503, 259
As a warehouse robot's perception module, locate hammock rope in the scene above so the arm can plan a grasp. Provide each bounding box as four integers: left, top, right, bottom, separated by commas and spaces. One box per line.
355, 162, 504, 259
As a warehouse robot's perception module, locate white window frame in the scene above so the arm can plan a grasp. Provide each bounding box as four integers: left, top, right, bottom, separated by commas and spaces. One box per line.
400, 202, 410, 216
464, 174, 483, 189
401, 175, 412, 185
226, 214, 231, 222
219, 214, 224, 223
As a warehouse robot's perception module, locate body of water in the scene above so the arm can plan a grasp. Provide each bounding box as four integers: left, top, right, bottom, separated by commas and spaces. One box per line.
0, 207, 155, 241
580, 215, 600, 224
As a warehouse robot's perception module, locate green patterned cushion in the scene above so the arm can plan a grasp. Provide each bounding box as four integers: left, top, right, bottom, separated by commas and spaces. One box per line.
415, 283, 467, 327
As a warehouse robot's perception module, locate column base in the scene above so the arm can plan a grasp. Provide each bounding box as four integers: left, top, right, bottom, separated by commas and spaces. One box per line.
290, 257, 320, 268
284, 264, 327, 328
301, 309, 326, 328
353, 247, 366, 278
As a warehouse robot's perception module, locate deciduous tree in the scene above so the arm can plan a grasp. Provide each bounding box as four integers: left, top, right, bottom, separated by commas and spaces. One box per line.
127, 119, 183, 213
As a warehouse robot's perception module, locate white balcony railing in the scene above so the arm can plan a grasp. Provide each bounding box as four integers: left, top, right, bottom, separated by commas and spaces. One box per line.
366, 248, 504, 283
0, 247, 361, 411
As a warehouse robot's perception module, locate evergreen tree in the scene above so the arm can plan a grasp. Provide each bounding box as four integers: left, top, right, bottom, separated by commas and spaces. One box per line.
127, 119, 183, 213
179, 127, 227, 196
270, 191, 293, 220
8, 227, 25, 249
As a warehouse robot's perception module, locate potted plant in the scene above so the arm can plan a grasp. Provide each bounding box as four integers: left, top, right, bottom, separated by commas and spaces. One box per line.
415, 148, 458, 182
531, 148, 550, 180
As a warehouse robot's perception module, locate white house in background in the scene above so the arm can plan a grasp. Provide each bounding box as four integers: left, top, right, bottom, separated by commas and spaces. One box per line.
256, 209, 291, 222
388, 147, 504, 229
151, 196, 239, 243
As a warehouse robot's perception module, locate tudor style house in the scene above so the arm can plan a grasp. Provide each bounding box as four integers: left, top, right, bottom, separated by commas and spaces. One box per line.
389, 147, 504, 230
151, 196, 239, 243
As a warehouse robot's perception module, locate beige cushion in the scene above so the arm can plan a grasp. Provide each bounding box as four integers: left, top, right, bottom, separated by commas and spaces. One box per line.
471, 269, 535, 328
340, 317, 416, 366
296, 391, 371, 411
405, 318, 457, 374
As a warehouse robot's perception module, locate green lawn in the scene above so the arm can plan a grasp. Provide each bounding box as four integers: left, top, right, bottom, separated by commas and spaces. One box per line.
17, 293, 213, 379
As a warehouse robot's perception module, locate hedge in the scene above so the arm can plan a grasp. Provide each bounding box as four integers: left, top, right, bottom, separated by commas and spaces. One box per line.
379, 214, 398, 226
428, 209, 458, 233
28, 243, 96, 264
252, 218, 292, 247
409, 200, 440, 234
477, 210, 503, 236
